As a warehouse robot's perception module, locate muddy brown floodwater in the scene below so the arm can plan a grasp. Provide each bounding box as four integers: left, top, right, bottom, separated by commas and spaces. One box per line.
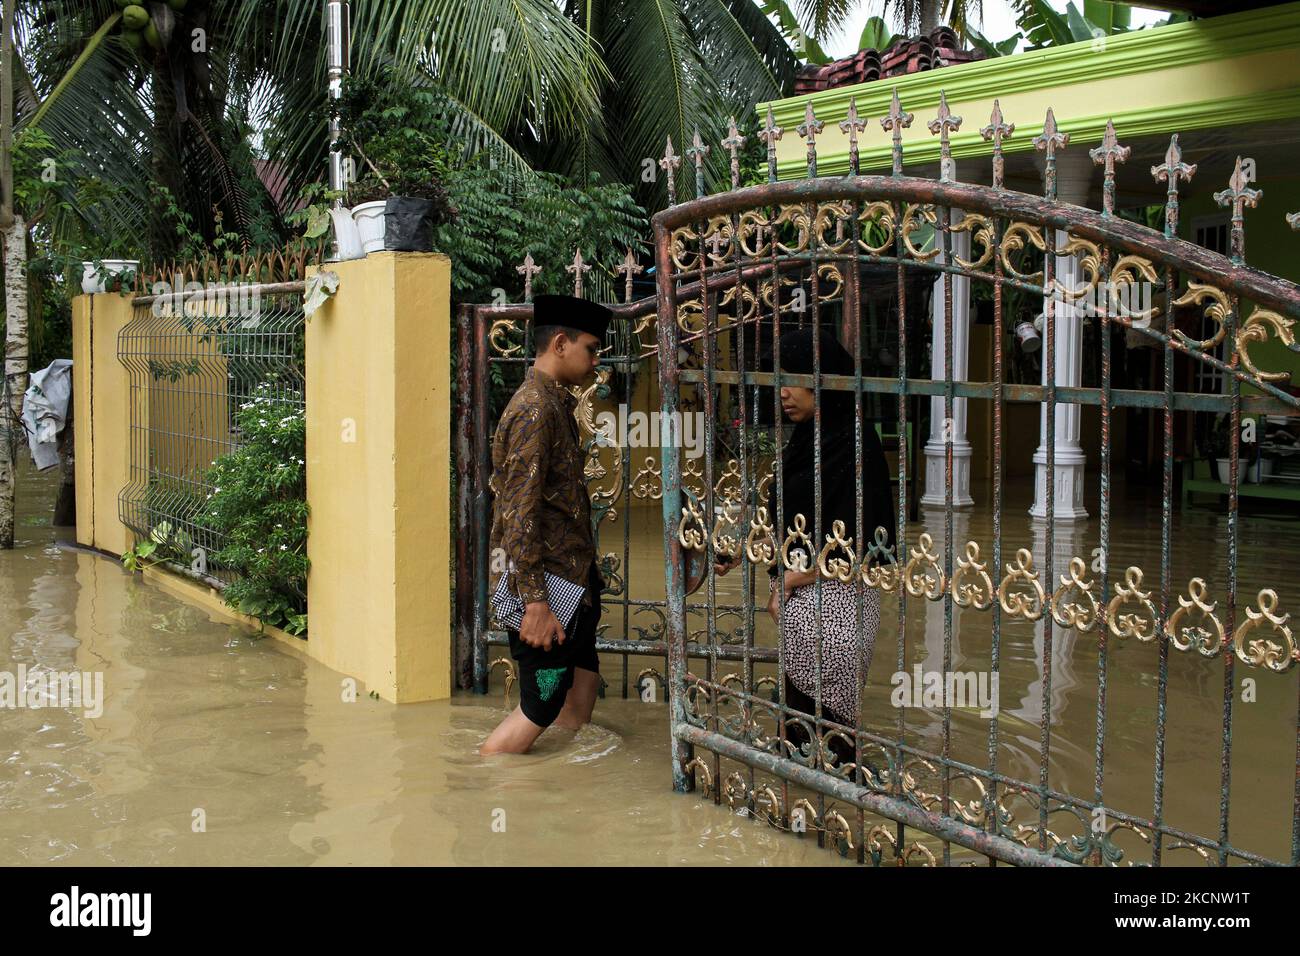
0, 463, 827, 865
1, 461, 1296, 865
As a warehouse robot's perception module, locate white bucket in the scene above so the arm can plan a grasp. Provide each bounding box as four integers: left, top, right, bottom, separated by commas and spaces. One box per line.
351, 201, 387, 254
1211, 457, 1263, 486
1015, 320, 1041, 353
329, 207, 365, 260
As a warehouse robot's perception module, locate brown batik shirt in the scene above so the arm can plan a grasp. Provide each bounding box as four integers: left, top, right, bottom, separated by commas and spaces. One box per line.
489, 366, 600, 607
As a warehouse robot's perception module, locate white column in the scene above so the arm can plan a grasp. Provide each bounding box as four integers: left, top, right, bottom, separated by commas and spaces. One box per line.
1018, 521, 1087, 724
1030, 152, 1091, 521
922, 200, 973, 508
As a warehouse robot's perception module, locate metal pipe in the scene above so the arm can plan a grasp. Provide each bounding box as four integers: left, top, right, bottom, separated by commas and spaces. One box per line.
326, 1, 352, 201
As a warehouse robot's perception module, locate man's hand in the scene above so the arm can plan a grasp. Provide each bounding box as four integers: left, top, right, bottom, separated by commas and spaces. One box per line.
713, 553, 739, 576
520, 601, 565, 650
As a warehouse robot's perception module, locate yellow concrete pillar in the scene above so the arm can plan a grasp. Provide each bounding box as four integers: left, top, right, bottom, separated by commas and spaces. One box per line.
305, 252, 452, 703
72, 295, 93, 547
72, 292, 138, 557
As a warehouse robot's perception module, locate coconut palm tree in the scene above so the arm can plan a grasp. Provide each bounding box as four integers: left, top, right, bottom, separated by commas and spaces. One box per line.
0, 0, 800, 543
779, 0, 985, 41
19, 0, 799, 251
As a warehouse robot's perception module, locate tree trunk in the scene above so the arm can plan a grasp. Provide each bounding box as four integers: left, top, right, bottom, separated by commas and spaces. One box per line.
0, 213, 26, 548
920, 0, 942, 34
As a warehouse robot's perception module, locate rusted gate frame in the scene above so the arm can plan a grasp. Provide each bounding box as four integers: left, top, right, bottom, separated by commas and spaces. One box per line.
653, 103, 1300, 866
459, 298, 783, 698
455, 258, 924, 694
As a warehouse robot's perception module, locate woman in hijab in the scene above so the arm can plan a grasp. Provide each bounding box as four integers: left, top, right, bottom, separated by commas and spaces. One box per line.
718, 326, 895, 761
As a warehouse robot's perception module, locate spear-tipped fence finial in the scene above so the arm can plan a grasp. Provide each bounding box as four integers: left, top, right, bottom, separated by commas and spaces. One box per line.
1151, 133, 1195, 239
980, 99, 1014, 190
839, 97, 867, 176
758, 104, 783, 183
721, 116, 746, 189
927, 90, 961, 182
797, 100, 825, 177
1214, 155, 1261, 265
659, 136, 682, 206
615, 247, 643, 304
516, 252, 541, 302
686, 128, 710, 199
881, 88, 913, 177
1090, 120, 1130, 219
566, 248, 592, 297
1032, 107, 1069, 200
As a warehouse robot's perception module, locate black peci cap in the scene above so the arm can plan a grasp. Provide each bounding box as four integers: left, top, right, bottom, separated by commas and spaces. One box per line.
531, 294, 614, 346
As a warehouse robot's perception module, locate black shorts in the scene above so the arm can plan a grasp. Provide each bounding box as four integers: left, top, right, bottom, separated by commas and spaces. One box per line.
506, 569, 602, 728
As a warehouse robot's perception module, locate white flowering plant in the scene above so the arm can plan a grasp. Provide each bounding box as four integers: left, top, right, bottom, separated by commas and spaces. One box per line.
198, 384, 309, 636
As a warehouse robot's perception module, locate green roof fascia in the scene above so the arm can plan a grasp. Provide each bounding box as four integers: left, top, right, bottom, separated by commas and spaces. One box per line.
759, 0, 1300, 179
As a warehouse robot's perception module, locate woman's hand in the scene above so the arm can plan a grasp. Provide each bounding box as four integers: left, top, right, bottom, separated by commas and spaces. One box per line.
782, 568, 817, 596
713, 553, 739, 576
766, 569, 817, 621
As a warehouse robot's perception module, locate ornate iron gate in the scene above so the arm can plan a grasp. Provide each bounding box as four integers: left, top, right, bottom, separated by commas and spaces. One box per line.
650, 97, 1300, 866
459, 94, 1300, 866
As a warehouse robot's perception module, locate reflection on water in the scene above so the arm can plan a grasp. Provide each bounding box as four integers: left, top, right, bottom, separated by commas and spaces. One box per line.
594, 477, 1299, 864
2, 461, 1296, 865
0, 464, 829, 866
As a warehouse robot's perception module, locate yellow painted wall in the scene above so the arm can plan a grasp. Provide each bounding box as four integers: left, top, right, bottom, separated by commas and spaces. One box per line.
72, 296, 93, 547
75, 293, 136, 557
306, 253, 452, 703
75, 252, 456, 704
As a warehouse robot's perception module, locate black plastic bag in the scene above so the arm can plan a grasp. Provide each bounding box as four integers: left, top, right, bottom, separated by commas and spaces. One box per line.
383, 196, 436, 252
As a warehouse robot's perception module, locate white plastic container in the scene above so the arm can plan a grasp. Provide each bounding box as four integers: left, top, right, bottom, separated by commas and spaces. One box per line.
329, 207, 365, 260
351, 200, 387, 254
1216, 458, 1266, 485
80, 259, 140, 294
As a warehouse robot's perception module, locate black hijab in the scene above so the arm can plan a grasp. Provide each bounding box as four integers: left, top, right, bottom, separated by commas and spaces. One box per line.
763, 327, 896, 575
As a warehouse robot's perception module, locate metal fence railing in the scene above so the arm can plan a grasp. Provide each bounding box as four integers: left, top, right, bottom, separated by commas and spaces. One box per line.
118, 282, 305, 587
651, 99, 1300, 866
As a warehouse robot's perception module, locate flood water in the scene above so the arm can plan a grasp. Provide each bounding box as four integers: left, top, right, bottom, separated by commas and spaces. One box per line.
2, 460, 1296, 865
0, 463, 824, 866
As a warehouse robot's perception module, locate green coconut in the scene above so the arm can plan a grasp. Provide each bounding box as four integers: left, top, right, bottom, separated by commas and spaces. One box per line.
167, 0, 188, 9
143, 22, 162, 49
121, 29, 145, 54
115, 0, 135, 8
121, 5, 149, 30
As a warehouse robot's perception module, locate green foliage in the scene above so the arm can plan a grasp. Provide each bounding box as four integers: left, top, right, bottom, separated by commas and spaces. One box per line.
761, 0, 832, 63
12, 128, 71, 223
964, 25, 1020, 57
858, 16, 894, 52
1010, 0, 1190, 51
121, 521, 193, 573
333, 77, 459, 220
432, 164, 647, 306
196, 385, 309, 636
287, 182, 345, 241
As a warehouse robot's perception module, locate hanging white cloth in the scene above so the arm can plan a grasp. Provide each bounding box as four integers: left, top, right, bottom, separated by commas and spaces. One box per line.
22, 359, 73, 471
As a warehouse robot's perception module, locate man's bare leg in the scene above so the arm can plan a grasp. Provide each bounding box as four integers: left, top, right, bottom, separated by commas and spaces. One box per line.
480, 706, 547, 755
480, 669, 599, 754
551, 668, 599, 730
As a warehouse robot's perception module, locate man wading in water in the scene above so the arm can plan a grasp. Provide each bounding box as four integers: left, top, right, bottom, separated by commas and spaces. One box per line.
480, 294, 611, 755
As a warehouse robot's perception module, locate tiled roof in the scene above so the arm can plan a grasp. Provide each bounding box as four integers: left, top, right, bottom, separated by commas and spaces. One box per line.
792, 25, 985, 95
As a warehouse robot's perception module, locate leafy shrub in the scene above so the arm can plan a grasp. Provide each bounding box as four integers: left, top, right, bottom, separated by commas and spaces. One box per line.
332, 76, 458, 220
197, 385, 309, 636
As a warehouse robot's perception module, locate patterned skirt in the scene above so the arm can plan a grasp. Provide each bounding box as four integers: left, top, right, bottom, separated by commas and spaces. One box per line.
772, 577, 882, 725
